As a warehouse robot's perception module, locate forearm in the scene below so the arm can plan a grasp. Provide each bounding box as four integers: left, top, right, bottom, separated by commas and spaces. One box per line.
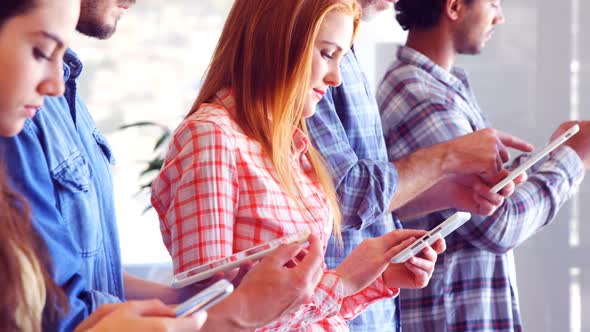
394, 185, 451, 221
200, 292, 253, 332
390, 144, 447, 211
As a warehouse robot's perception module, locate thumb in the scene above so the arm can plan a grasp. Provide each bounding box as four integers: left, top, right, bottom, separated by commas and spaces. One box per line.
130, 300, 175, 317
163, 311, 209, 332
381, 229, 426, 249
262, 242, 306, 266
384, 237, 417, 262
296, 233, 324, 272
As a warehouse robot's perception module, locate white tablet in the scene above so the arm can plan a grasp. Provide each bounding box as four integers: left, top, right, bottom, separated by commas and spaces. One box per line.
490, 124, 579, 193
171, 232, 310, 288
175, 279, 234, 317
390, 212, 472, 264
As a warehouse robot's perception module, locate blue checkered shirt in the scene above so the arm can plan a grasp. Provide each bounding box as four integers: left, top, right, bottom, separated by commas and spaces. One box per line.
377, 46, 585, 332
307, 49, 401, 332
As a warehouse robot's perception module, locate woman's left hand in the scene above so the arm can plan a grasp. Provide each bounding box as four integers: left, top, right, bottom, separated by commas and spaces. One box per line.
383, 237, 446, 289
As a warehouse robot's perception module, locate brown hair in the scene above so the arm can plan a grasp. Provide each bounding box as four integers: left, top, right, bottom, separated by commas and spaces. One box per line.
0, 168, 67, 332
188, 0, 361, 242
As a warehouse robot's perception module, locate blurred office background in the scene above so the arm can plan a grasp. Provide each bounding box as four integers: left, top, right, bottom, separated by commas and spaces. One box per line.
73, 1, 588, 331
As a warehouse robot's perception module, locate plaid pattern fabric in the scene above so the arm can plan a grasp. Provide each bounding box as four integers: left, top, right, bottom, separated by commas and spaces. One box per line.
307, 49, 401, 332
152, 89, 398, 331
377, 46, 585, 332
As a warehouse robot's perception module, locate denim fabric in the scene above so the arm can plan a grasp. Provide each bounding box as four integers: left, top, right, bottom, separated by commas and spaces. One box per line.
0, 49, 124, 331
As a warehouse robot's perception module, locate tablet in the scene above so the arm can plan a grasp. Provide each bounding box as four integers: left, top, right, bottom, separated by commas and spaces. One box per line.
171, 232, 310, 288
490, 124, 579, 193
390, 211, 472, 264
175, 279, 234, 317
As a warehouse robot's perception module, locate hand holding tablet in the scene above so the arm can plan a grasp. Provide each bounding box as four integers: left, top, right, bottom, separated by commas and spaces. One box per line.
172, 232, 310, 288
390, 124, 580, 264
490, 124, 579, 193
175, 279, 234, 317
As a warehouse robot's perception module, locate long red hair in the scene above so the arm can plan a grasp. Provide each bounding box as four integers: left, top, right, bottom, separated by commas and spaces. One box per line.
189, 0, 361, 241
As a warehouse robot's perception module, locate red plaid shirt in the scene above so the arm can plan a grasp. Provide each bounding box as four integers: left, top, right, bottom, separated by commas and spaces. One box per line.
152, 89, 398, 331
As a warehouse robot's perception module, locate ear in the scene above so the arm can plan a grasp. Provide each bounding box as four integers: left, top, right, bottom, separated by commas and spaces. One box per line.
446, 0, 465, 22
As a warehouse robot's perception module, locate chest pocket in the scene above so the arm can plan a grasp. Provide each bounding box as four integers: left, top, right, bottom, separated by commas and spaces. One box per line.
93, 128, 116, 165
51, 150, 103, 257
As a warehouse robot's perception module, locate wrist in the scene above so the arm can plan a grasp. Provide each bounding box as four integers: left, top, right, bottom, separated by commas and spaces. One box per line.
433, 142, 460, 177
332, 268, 353, 297
208, 287, 259, 331
422, 143, 448, 179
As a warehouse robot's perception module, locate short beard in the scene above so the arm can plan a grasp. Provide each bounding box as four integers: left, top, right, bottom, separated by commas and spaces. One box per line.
77, 20, 117, 39
76, 0, 117, 39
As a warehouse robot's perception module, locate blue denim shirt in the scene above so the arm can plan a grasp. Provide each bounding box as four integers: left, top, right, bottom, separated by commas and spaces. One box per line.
307, 49, 401, 332
0, 49, 124, 331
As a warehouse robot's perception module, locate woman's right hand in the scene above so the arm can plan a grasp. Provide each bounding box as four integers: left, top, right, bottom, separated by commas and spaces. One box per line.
334, 229, 428, 297
203, 234, 325, 330
75, 300, 207, 332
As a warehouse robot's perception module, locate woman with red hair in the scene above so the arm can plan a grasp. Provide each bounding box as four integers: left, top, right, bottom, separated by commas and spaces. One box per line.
152, 0, 445, 330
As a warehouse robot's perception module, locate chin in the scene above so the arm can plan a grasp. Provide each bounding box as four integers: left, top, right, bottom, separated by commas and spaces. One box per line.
0, 124, 23, 137
459, 44, 484, 55
302, 103, 317, 118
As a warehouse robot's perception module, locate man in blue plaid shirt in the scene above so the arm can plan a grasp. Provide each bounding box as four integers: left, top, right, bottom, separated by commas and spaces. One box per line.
307, 1, 538, 331
377, 0, 590, 331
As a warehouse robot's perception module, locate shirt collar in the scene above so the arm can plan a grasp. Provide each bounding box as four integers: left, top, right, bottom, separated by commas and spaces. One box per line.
291, 127, 309, 155
397, 46, 469, 94
62, 48, 83, 82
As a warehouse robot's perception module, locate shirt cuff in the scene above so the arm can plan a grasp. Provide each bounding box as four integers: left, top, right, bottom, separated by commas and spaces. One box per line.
547, 145, 585, 187
339, 275, 399, 321
313, 270, 345, 319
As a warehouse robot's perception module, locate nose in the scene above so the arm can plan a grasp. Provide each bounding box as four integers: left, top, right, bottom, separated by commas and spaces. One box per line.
38, 62, 65, 97
493, 6, 505, 25
324, 63, 342, 87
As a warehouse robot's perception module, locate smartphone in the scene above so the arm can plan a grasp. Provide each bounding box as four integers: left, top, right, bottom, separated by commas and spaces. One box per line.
175, 279, 234, 317
171, 232, 310, 288
390, 123, 580, 264
490, 124, 579, 193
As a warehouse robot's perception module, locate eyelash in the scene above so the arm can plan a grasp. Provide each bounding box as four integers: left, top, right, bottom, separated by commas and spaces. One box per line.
33, 48, 52, 61
321, 51, 335, 60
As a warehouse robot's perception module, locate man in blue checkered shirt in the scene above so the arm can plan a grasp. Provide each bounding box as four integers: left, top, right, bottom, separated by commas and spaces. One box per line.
306, 1, 538, 331
377, 0, 590, 331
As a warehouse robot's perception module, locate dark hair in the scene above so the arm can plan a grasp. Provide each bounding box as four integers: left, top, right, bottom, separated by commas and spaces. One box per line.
0, 0, 36, 27
395, 0, 474, 31
0, 167, 67, 332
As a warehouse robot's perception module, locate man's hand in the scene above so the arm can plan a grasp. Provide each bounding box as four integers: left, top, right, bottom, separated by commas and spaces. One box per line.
551, 120, 590, 169
442, 170, 526, 216
441, 128, 534, 180
394, 169, 526, 220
